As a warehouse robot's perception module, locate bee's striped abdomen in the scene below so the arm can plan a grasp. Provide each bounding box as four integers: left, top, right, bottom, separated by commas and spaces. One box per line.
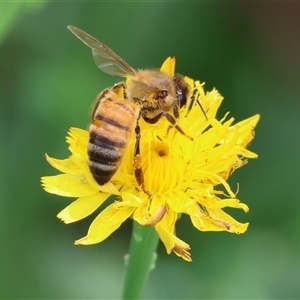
88, 88, 139, 185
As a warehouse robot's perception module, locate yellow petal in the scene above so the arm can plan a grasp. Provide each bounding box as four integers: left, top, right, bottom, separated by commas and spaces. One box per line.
129, 193, 167, 226
192, 84, 223, 120
57, 192, 110, 223
183, 76, 194, 92
134, 201, 166, 227
160, 57, 176, 76
155, 222, 191, 262
75, 203, 135, 245
120, 191, 144, 207
167, 190, 193, 212
83, 166, 120, 195
187, 203, 249, 234
234, 114, 260, 130
66, 127, 89, 159
68, 127, 89, 140
235, 147, 258, 159
41, 174, 97, 197
196, 171, 236, 198
155, 223, 175, 254
195, 194, 249, 212
173, 236, 192, 262
45, 154, 81, 174
154, 208, 177, 253
226, 114, 260, 147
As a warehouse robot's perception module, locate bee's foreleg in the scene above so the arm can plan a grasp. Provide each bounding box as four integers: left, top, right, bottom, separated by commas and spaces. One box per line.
162, 112, 194, 141
142, 112, 163, 124
133, 124, 151, 197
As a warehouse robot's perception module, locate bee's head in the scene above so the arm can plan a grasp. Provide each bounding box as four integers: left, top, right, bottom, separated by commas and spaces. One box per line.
127, 70, 177, 112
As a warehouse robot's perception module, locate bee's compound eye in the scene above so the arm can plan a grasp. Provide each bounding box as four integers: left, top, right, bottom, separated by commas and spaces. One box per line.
173, 74, 189, 108
177, 87, 187, 108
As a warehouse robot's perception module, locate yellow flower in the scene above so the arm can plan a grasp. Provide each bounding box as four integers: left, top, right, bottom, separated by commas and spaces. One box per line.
41, 57, 259, 262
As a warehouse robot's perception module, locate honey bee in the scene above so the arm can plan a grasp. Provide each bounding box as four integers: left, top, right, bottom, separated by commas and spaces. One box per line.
68, 25, 195, 195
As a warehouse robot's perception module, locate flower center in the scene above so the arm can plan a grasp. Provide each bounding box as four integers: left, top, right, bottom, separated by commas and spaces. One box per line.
140, 138, 187, 194
155, 142, 169, 157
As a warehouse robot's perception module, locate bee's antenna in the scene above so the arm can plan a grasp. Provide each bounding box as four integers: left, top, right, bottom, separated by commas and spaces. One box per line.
196, 99, 208, 121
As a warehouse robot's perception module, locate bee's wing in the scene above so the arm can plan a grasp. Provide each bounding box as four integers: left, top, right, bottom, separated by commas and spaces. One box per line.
68, 25, 136, 77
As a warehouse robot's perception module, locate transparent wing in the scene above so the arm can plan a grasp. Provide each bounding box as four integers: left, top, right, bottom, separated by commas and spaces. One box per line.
67, 25, 136, 77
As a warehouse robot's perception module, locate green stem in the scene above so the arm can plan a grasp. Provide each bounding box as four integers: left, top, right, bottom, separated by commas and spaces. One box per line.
122, 221, 160, 300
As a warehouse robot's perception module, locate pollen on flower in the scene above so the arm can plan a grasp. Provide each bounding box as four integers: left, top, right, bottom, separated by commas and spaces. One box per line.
41, 57, 259, 262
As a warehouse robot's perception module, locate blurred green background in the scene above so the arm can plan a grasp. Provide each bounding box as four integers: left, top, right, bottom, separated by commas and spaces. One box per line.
1, 2, 299, 299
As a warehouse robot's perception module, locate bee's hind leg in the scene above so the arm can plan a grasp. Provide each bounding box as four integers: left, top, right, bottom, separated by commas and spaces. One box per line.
133, 124, 151, 197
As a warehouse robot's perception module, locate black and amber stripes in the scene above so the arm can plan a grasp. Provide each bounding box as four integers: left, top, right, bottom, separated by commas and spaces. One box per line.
88, 84, 140, 185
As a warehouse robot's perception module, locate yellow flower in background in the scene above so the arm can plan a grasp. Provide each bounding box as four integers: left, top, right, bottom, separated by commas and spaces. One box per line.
41, 57, 259, 262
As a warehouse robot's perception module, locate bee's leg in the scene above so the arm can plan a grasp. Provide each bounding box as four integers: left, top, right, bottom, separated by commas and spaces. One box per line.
143, 112, 193, 140
143, 112, 163, 124
133, 124, 151, 197
162, 112, 194, 141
